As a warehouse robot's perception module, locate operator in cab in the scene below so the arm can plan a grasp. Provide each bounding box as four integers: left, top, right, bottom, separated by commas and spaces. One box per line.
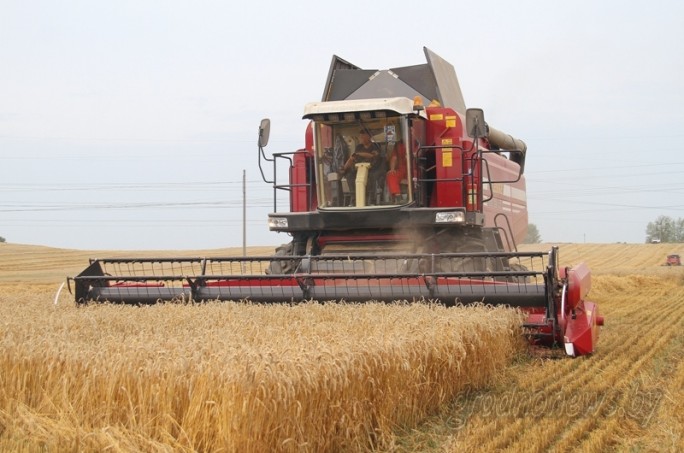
339, 129, 378, 175
337, 129, 386, 206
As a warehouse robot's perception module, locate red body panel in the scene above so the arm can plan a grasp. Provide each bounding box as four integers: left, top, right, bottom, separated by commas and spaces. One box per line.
564, 300, 601, 356
425, 108, 468, 208
289, 123, 315, 212
561, 263, 591, 310
481, 155, 528, 247
290, 150, 314, 212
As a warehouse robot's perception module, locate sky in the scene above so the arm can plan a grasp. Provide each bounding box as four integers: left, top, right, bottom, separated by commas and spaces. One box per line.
1, 0, 684, 250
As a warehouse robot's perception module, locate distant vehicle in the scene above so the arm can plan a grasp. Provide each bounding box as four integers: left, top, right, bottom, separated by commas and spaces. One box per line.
650, 239, 661, 244
665, 254, 681, 266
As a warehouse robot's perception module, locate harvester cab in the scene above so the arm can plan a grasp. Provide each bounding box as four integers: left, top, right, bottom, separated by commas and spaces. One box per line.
70, 47, 603, 357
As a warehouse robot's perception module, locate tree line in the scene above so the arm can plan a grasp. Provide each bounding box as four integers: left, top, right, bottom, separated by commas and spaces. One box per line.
523, 224, 542, 244
645, 215, 684, 243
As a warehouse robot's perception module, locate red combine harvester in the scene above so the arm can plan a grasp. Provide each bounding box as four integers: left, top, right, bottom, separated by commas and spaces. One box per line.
71, 48, 603, 356
665, 254, 681, 266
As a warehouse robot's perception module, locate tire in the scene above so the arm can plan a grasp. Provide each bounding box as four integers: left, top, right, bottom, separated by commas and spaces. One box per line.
508, 262, 530, 283
435, 231, 489, 273
265, 242, 299, 275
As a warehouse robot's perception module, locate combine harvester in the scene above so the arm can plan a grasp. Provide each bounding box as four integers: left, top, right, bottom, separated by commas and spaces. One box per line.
71, 48, 603, 356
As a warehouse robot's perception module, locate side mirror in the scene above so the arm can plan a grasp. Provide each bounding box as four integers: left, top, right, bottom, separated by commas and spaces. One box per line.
259, 118, 271, 147
465, 108, 487, 139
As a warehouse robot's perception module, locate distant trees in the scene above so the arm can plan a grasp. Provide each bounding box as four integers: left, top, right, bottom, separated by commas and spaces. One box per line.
0, 236, 5, 243
645, 216, 684, 243
523, 223, 542, 244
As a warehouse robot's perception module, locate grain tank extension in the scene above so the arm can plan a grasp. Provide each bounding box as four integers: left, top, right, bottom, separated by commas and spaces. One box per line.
71, 48, 603, 356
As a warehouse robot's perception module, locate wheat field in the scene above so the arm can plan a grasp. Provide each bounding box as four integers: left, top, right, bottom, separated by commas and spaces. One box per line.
1, 242, 683, 452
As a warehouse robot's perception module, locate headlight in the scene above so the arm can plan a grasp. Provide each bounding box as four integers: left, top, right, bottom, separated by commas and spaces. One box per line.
268, 217, 289, 229
435, 211, 465, 223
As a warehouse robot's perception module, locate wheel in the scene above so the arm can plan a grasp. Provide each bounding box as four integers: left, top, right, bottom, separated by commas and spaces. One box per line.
508, 262, 530, 283
265, 242, 299, 275
433, 230, 489, 274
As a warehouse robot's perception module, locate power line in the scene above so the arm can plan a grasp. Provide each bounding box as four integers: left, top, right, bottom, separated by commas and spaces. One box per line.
0, 180, 272, 192
529, 162, 684, 174
0, 199, 276, 212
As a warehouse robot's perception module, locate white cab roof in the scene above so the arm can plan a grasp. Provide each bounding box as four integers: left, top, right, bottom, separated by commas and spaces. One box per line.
303, 97, 426, 119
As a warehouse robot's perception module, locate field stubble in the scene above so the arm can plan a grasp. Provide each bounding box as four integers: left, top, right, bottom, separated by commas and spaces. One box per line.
397, 249, 684, 452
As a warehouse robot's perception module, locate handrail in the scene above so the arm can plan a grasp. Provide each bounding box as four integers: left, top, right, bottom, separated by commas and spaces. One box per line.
267, 150, 313, 213
493, 212, 518, 252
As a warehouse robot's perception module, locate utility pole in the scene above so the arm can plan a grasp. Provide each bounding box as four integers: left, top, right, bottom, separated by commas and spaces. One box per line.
242, 169, 246, 257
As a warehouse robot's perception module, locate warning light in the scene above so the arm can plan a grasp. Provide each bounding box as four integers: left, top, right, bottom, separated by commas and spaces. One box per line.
413, 96, 424, 111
